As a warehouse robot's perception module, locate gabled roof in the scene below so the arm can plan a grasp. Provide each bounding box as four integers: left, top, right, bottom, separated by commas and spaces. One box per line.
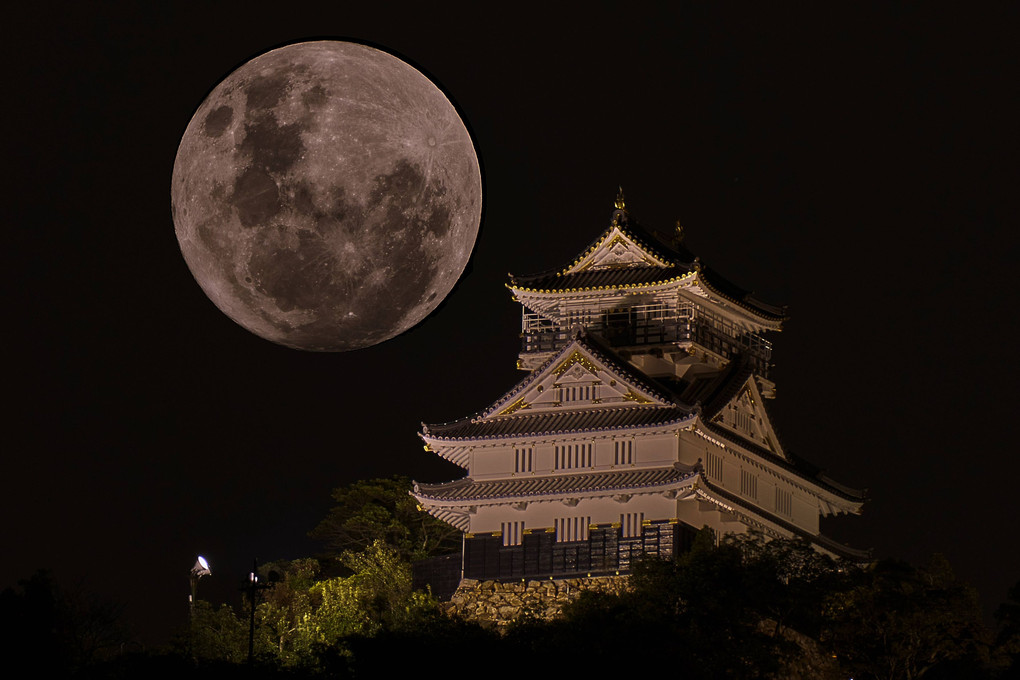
507, 208, 787, 322
685, 354, 758, 419
677, 354, 866, 503
422, 332, 693, 442
699, 358, 787, 460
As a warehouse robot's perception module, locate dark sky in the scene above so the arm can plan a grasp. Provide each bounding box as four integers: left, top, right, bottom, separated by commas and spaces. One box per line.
4, 3, 1017, 646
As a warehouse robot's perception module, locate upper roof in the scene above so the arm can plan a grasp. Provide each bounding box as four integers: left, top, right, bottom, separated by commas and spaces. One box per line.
422, 332, 695, 443
507, 200, 787, 322
424, 405, 691, 440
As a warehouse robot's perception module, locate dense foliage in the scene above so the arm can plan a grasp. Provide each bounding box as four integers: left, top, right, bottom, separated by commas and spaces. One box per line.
308, 476, 461, 562
185, 540, 441, 671
0, 570, 127, 676
9, 478, 1019, 678
174, 528, 1013, 679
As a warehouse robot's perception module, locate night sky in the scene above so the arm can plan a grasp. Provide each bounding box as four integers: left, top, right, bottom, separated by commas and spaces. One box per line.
4, 3, 1016, 646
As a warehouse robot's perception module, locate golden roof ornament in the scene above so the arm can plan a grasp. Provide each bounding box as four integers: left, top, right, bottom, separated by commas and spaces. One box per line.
612, 186, 628, 226
673, 219, 686, 247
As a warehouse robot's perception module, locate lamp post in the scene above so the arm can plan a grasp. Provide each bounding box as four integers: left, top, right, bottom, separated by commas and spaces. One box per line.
243, 558, 272, 666
189, 555, 211, 617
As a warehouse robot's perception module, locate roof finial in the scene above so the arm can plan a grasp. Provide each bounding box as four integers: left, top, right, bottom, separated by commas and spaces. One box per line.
673, 220, 686, 247
614, 186, 626, 211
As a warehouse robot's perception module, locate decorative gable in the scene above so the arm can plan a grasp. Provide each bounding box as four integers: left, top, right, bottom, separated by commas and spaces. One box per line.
562, 226, 673, 274
481, 341, 670, 419
710, 377, 786, 459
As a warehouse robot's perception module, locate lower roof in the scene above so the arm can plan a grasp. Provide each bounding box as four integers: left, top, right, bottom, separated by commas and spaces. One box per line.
413, 464, 698, 503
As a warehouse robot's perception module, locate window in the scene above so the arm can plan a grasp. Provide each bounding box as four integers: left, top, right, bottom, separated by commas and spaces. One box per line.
614, 440, 633, 465
514, 447, 533, 473
740, 469, 758, 500
555, 443, 593, 470
559, 384, 595, 403
620, 512, 645, 538
706, 450, 723, 479
501, 521, 525, 546
775, 488, 792, 517
556, 516, 591, 542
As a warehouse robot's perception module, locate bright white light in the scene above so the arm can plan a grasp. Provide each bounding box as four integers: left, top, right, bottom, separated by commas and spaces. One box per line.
198, 556, 209, 570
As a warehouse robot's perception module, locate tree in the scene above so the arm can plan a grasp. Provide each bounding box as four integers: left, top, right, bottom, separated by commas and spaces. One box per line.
510, 530, 808, 679
295, 540, 439, 651
725, 531, 848, 639
308, 476, 460, 562
994, 579, 1020, 678
186, 600, 249, 664
822, 555, 991, 680
187, 541, 445, 670
0, 570, 127, 675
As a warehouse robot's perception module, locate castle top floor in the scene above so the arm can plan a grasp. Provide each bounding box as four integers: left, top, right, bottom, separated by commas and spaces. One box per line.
508, 194, 787, 381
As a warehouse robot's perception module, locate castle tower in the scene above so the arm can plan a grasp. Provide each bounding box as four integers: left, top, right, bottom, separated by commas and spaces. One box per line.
413, 194, 865, 581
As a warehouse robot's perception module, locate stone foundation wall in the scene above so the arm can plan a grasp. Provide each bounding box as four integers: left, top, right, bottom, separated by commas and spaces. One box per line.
445, 575, 629, 628
445, 578, 838, 679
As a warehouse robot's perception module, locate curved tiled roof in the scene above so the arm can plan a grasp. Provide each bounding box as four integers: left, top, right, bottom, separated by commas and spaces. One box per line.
698, 476, 871, 562
413, 464, 698, 502
425, 405, 693, 440
508, 214, 786, 321
701, 421, 867, 503
696, 356, 757, 419
510, 266, 692, 293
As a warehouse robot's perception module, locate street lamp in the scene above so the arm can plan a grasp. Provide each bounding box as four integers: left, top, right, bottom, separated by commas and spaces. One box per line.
189, 555, 211, 617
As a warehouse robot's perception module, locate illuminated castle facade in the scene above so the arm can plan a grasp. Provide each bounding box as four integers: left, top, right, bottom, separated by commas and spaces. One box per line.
413, 193, 865, 581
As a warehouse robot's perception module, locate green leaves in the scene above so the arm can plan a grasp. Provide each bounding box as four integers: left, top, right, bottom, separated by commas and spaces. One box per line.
308, 476, 460, 562
188, 540, 442, 669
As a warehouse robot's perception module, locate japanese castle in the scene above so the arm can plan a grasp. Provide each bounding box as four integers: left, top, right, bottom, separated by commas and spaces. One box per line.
413, 192, 866, 581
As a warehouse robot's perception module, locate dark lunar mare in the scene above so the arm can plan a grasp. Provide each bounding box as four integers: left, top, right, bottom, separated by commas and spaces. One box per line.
244, 159, 452, 350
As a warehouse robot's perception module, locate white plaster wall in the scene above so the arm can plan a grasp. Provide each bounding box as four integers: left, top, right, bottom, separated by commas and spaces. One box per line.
533, 443, 553, 474
594, 437, 613, 468
792, 495, 819, 533
470, 493, 680, 535
677, 431, 706, 467
758, 477, 776, 513
472, 445, 512, 478
675, 498, 748, 536
634, 433, 676, 466
721, 455, 740, 491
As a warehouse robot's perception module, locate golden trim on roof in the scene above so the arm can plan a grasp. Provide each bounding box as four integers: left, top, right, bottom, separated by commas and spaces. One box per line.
552, 350, 600, 377
622, 388, 654, 404
558, 225, 674, 276
506, 272, 695, 295
498, 397, 530, 416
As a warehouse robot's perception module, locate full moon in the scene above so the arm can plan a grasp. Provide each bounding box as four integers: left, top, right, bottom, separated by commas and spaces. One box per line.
171, 41, 482, 351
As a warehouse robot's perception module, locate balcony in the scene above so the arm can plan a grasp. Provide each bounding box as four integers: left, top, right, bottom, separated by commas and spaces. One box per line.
521, 305, 772, 376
